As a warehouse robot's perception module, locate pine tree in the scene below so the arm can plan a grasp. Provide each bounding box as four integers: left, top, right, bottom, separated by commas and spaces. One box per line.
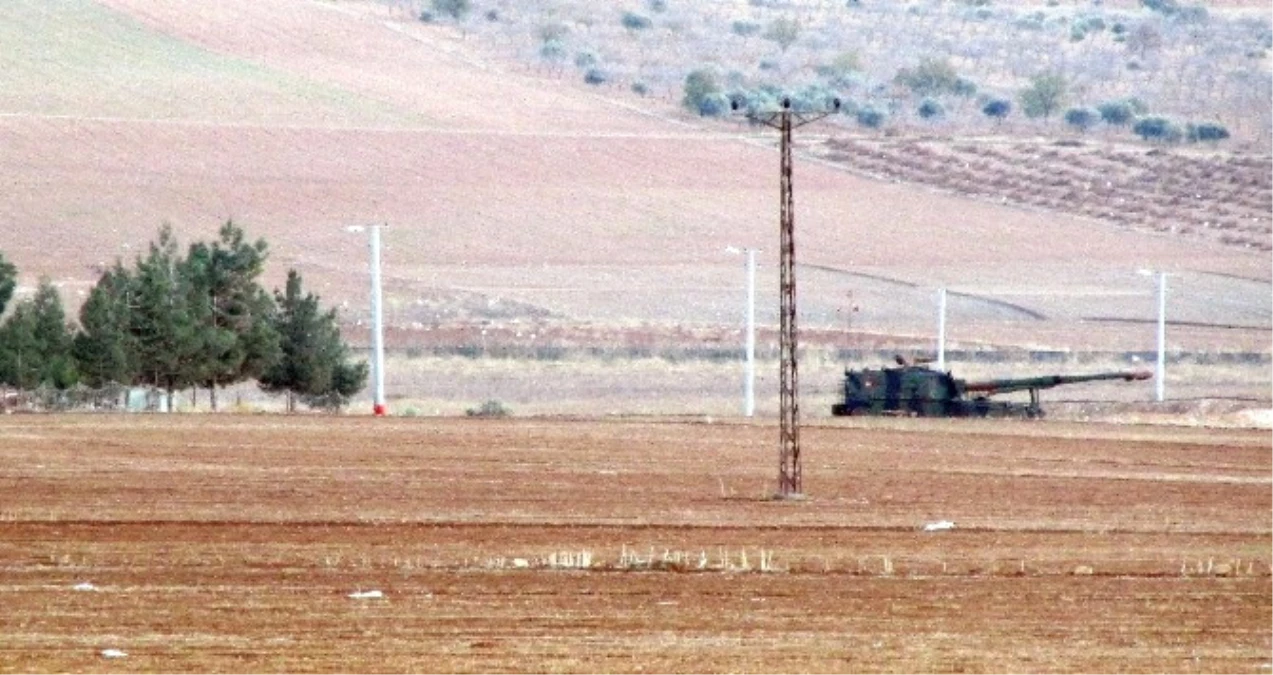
0, 279, 78, 390
0, 251, 15, 317
74, 263, 139, 390
130, 226, 204, 410
259, 270, 367, 412
183, 222, 280, 410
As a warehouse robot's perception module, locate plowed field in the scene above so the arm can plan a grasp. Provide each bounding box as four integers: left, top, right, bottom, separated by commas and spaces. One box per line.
0, 415, 1269, 673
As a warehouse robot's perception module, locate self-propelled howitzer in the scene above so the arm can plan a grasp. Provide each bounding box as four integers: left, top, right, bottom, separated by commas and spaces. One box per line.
830, 357, 1151, 418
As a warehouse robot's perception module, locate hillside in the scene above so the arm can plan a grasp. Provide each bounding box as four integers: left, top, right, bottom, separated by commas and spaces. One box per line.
0, 0, 1268, 356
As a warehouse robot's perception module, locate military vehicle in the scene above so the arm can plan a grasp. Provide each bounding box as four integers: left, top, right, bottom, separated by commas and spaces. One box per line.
830, 356, 1151, 418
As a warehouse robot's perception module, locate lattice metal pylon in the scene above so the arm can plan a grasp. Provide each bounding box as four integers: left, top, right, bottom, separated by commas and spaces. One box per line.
747, 99, 840, 499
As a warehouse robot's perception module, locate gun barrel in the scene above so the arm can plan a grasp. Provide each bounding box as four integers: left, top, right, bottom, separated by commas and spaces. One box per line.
962, 370, 1151, 395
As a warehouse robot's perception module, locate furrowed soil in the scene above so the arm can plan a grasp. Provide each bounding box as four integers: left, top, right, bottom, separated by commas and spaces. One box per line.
0, 415, 1268, 673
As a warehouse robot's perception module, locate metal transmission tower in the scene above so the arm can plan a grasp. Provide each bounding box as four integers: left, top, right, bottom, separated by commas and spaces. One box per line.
739, 97, 839, 498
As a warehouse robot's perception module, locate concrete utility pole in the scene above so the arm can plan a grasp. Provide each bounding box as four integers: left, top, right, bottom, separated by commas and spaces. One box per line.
745, 248, 757, 417
937, 287, 948, 371
740, 96, 840, 499
1156, 271, 1166, 403
369, 224, 387, 416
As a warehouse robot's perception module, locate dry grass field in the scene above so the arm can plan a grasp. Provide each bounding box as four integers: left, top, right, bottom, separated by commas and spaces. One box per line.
0, 414, 1269, 672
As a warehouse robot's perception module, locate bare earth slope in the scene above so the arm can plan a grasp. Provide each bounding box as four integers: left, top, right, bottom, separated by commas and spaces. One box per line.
0, 0, 1268, 351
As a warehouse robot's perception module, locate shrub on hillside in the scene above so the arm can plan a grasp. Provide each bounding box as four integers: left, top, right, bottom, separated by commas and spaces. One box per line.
621, 12, 653, 31
583, 68, 608, 85
682, 69, 722, 115
1187, 122, 1230, 143
1097, 100, 1135, 125
855, 105, 885, 129
1133, 116, 1183, 143
731, 20, 761, 37
764, 17, 801, 51
981, 98, 1011, 122
894, 57, 960, 97
1018, 72, 1067, 119
1064, 107, 1098, 131
539, 39, 566, 63
918, 98, 945, 120
466, 400, 510, 418
431, 0, 470, 21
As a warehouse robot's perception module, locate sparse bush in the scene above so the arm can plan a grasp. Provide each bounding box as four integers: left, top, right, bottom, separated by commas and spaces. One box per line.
982, 97, 1011, 122
574, 50, 597, 69
465, 399, 510, 418
1097, 100, 1134, 125
538, 22, 570, 42
1133, 116, 1183, 143
682, 68, 722, 115
1187, 121, 1230, 143
418, 9, 436, 23
1064, 107, 1098, 131
697, 92, 730, 117
855, 105, 885, 128
621, 11, 652, 31
539, 39, 566, 63
894, 57, 961, 97
764, 17, 801, 52
1018, 72, 1067, 119
484, 9, 499, 22
431, 0, 470, 21
583, 68, 608, 85
631, 81, 649, 96
731, 20, 761, 37
647, 0, 668, 12
918, 98, 945, 120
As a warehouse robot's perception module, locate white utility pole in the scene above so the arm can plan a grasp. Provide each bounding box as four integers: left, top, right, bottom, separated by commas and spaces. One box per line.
369, 224, 387, 416
744, 249, 757, 417
1155, 271, 1166, 403
936, 287, 948, 371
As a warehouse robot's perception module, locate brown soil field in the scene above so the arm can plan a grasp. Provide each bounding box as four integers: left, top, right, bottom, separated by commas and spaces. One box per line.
0, 414, 1268, 672
1, 0, 1268, 355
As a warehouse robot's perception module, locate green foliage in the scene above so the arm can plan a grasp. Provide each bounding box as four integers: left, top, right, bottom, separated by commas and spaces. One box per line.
917, 98, 944, 120
539, 39, 566, 62
855, 105, 885, 128
763, 17, 801, 52
631, 81, 649, 96
621, 12, 652, 31
258, 270, 367, 412
1187, 121, 1230, 143
894, 57, 962, 97
0, 252, 14, 318
981, 97, 1011, 121
1063, 106, 1098, 131
731, 20, 761, 37
647, 0, 668, 12
73, 263, 138, 388
682, 68, 723, 115
538, 22, 570, 42
182, 221, 280, 408
583, 67, 608, 85
0, 279, 78, 390
1097, 100, 1135, 125
466, 399, 511, 418
1133, 116, 1183, 142
1018, 72, 1067, 119
574, 50, 597, 69
431, 0, 471, 21
817, 51, 861, 86
129, 225, 205, 398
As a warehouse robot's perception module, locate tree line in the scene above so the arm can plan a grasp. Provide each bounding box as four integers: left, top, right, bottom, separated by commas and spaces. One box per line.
0, 222, 367, 412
